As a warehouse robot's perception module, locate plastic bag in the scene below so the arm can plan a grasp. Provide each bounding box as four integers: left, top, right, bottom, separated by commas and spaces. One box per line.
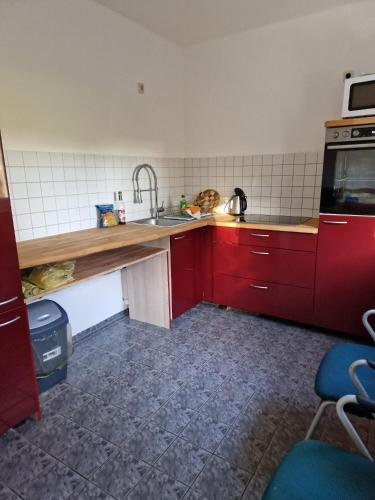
96, 204, 117, 227
22, 280, 41, 298
28, 261, 75, 290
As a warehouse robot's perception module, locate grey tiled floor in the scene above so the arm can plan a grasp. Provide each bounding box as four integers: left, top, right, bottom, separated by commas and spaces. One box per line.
1, 303, 375, 500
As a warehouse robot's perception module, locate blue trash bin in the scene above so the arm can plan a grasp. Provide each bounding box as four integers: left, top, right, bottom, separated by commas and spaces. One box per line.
27, 300, 71, 394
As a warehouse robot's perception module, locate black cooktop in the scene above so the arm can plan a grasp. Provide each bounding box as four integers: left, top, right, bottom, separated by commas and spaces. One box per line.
238, 214, 309, 225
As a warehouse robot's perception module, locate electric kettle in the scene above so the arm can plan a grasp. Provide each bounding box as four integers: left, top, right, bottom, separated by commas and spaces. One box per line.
226, 188, 247, 216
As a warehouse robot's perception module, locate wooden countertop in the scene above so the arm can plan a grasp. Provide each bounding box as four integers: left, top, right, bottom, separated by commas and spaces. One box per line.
17, 216, 319, 269
325, 117, 375, 128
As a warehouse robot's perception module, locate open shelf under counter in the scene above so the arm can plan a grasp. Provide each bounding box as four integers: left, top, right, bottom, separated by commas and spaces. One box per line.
24, 244, 171, 329
24, 244, 167, 303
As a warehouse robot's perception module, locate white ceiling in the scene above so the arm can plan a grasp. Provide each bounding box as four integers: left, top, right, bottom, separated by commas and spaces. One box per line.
93, 0, 364, 46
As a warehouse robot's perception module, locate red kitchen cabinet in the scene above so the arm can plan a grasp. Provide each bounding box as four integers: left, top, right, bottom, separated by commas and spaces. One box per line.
0, 306, 40, 434
0, 198, 24, 313
314, 215, 375, 337
0, 132, 40, 434
171, 228, 203, 319
212, 227, 316, 324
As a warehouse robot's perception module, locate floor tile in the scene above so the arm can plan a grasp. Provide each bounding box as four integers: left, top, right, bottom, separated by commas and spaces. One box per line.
0, 484, 21, 500
124, 422, 176, 463
0, 430, 29, 460
30, 414, 90, 458
151, 400, 196, 434
189, 455, 250, 500
93, 406, 144, 445
60, 432, 117, 478
91, 449, 151, 498
0, 304, 354, 500
172, 381, 212, 410
119, 387, 165, 418
200, 393, 246, 426
0, 443, 56, 493
20, 461, 84, 500
45, 385, 92, 417
156, 437, 211, 485
69, 396, 114, 429
181, 413, 229, 453
127, 468, 188, 500
69, 480, 114, 499
118, 362, 158, 389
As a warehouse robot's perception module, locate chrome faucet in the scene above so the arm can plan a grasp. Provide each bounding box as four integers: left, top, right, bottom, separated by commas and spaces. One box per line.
132, 164, 164, 219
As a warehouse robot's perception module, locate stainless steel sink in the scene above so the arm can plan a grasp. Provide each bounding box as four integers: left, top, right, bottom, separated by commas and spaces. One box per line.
130, 217, 190, 227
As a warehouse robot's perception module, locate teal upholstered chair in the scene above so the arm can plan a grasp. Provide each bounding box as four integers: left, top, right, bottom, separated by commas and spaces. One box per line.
263, 395, 375, 500
305, 309, 375, 439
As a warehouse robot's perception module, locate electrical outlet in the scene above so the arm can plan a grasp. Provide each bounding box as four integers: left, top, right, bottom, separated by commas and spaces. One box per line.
137, 82, 145, 94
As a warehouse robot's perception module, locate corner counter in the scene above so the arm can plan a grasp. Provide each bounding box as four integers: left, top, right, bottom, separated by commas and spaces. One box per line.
17, 216, 319, 269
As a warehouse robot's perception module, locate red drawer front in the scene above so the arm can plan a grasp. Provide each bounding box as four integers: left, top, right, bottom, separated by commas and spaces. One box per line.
0, 199, 23, 313
213, 242, 315, 288
213, 273, 314, 324
0, 307, 40, 433
212, 226, 317, 252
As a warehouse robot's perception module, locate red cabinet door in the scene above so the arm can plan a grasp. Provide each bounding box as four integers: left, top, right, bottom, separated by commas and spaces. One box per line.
315, 215, 375, 337
0, 198, 23, 313
171, 228, 203, 319
0, 306, 40, 434
201, 226, 213, 302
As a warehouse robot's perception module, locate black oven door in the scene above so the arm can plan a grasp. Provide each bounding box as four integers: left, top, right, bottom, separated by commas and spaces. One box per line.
320, 142, 375, 215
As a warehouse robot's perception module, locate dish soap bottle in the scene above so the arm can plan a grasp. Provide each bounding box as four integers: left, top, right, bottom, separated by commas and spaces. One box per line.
117, 191, 126, 224
179, 194, 187, 211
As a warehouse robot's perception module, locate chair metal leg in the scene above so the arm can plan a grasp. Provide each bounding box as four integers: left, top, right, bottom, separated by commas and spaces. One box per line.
305, 400, 335, 440
337, 394, 373, 461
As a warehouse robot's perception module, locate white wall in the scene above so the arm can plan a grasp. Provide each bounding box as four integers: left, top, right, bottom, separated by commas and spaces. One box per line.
0, 0, 184, 157
184, 1, 375, 157
43, 272, 125, 336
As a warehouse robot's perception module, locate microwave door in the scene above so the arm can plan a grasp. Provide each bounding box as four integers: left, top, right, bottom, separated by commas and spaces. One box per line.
321, 144, 375, 215
342, 75, 375, 117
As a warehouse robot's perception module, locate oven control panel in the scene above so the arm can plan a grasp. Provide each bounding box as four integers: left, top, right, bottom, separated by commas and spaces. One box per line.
327, 124, 375, 143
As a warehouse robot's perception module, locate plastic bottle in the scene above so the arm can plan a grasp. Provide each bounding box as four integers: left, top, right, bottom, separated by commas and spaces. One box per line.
179, 194, 187, 211
113, 191, 119, 221
117, 191, 126, 224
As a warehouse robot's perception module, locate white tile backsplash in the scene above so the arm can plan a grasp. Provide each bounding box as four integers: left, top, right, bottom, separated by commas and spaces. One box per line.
6, 150, 185, 241
6, 149, 322, 241
184, 152, 322, 219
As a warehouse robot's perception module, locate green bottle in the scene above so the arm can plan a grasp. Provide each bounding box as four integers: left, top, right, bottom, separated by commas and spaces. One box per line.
179, 194, 187, 210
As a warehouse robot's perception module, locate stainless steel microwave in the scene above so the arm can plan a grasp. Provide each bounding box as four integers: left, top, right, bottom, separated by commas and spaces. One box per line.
342, 74, 375, 118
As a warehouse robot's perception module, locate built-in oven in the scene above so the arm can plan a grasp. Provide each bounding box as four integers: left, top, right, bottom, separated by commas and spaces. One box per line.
320, 124, 375, 215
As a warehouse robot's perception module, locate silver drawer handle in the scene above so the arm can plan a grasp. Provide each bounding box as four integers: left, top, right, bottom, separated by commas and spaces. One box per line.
174, 235, 185, 240
251, 233, 270, 237
250, 284, 269, 290
251, 250, 270, 255
322, 220, 348, 225
0, 296, 18, 307
0, 316, 21, 328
